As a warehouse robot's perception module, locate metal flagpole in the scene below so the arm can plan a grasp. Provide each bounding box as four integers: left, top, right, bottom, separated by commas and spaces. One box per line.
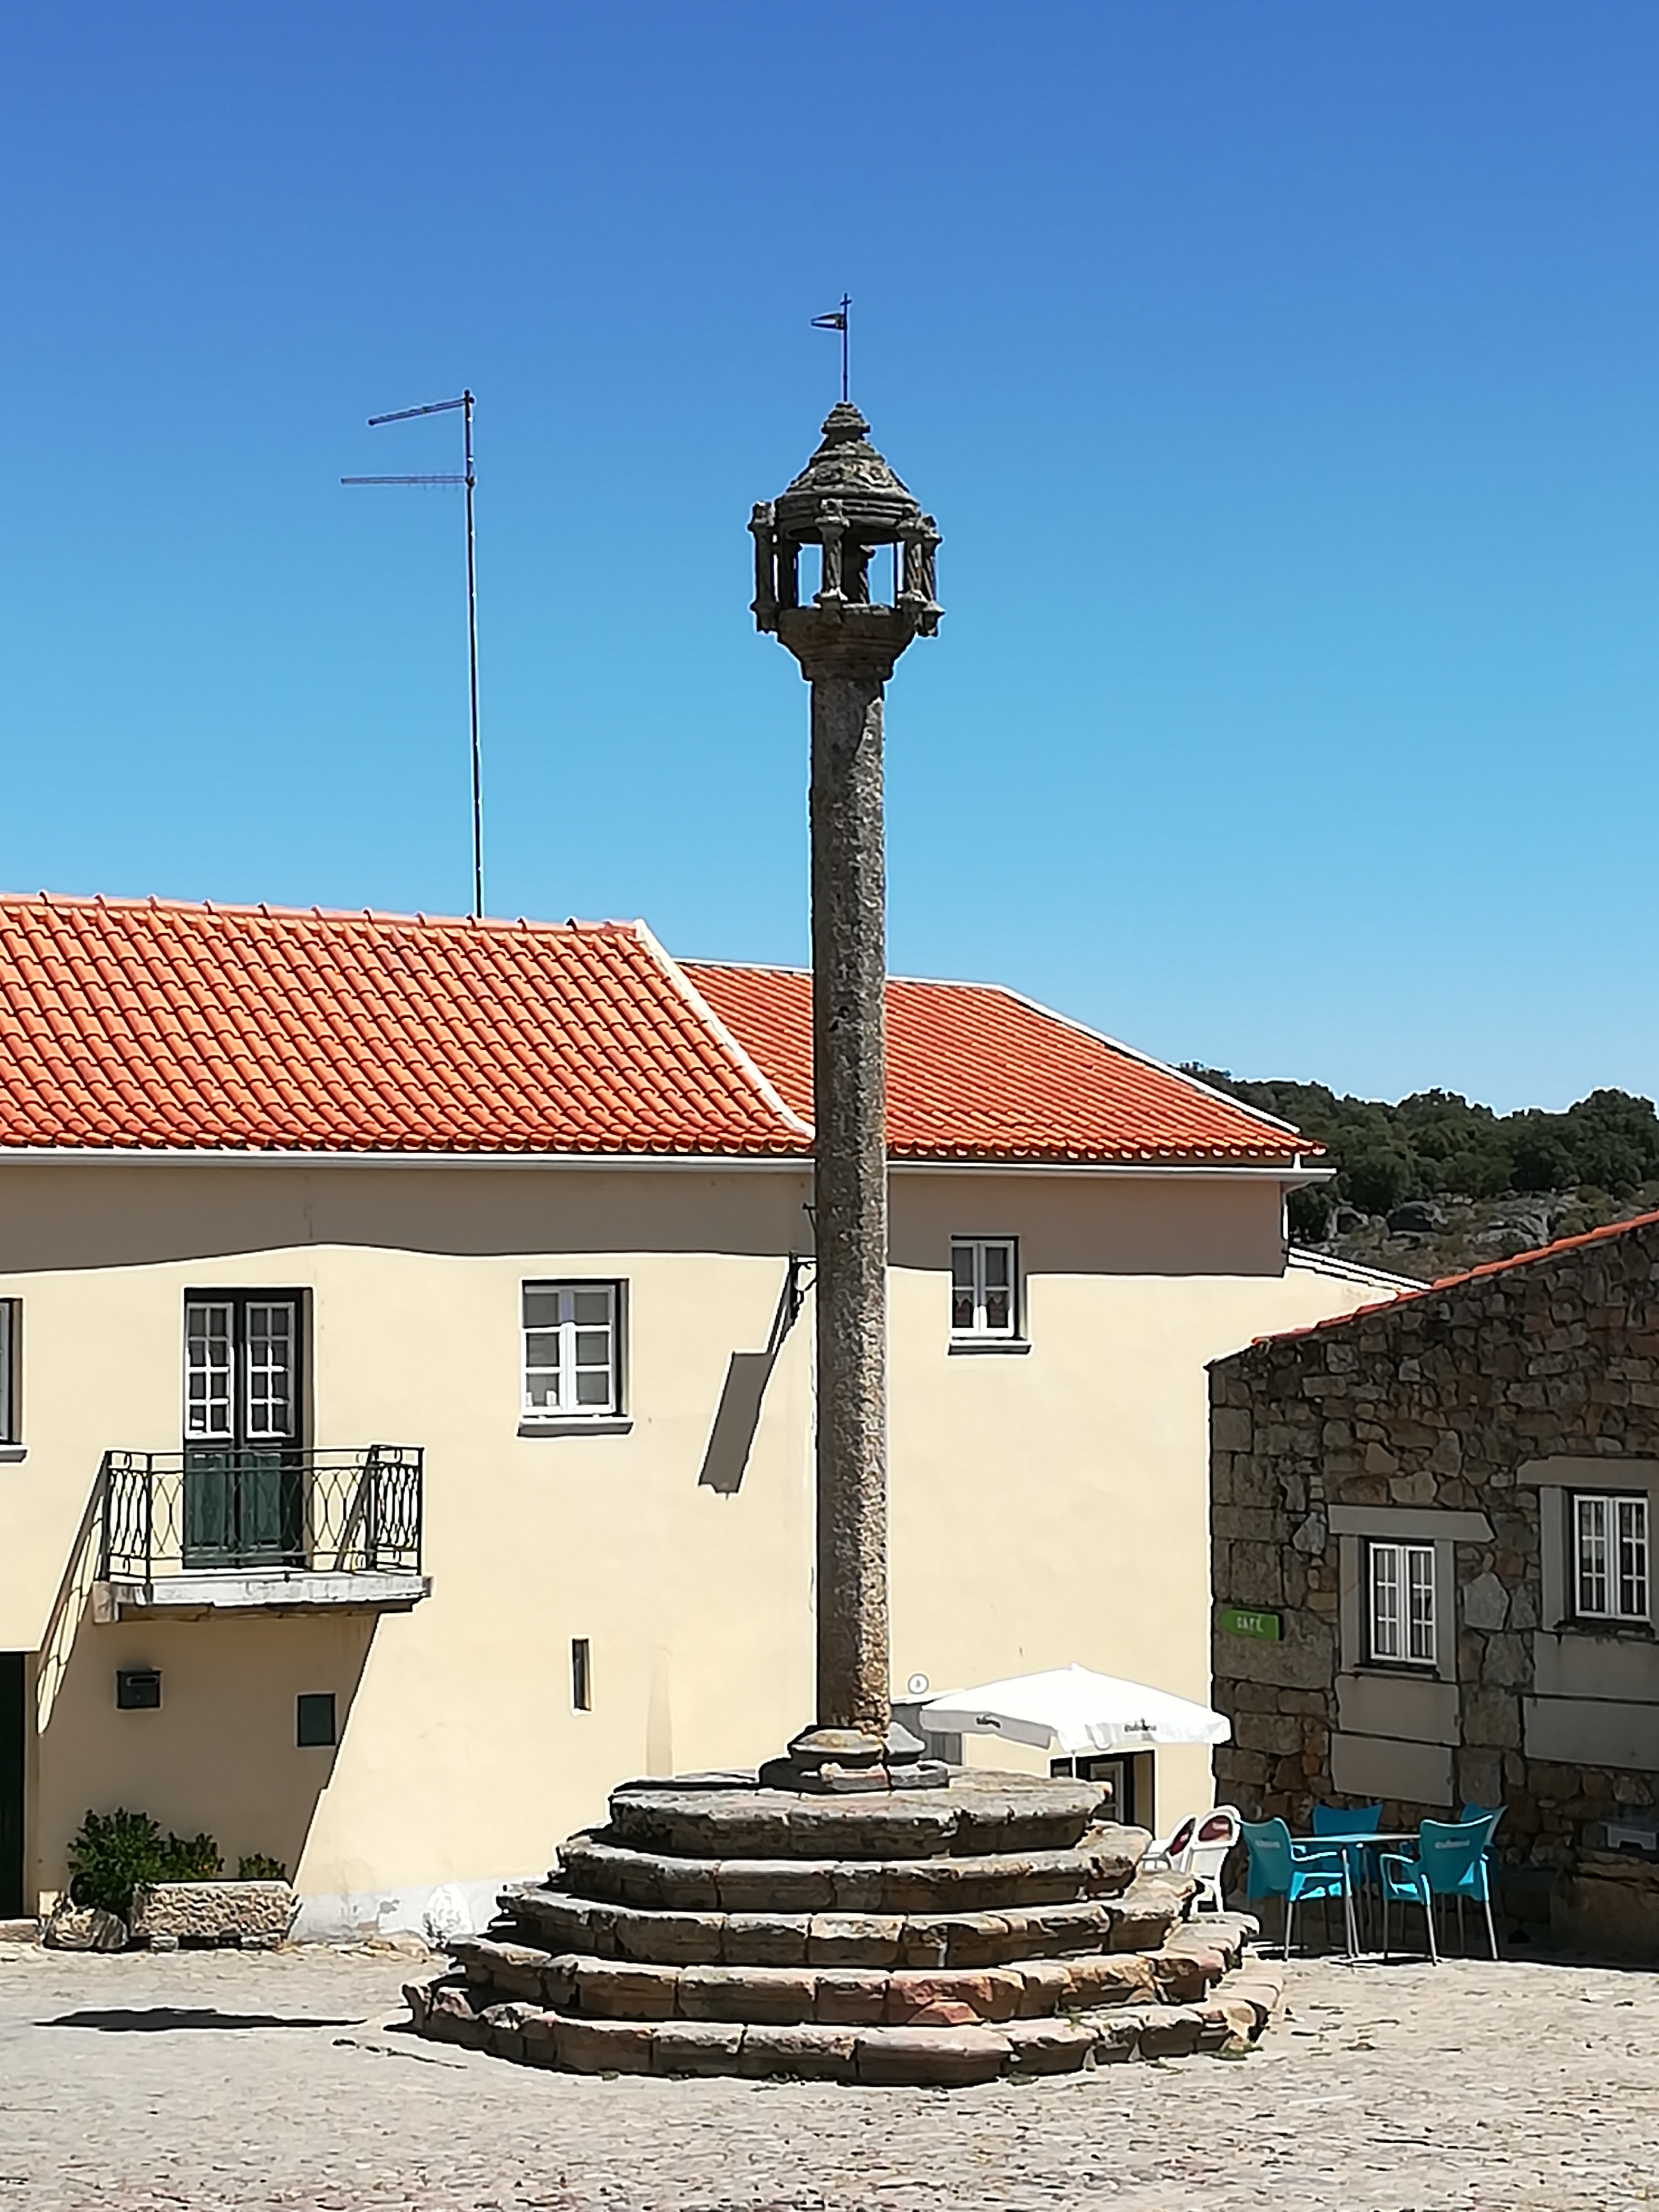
811, 296, 852, 402
343, 392, 485, 919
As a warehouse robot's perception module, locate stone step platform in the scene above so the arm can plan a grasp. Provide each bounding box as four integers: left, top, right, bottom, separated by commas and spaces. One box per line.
406, 1772, 1258, 2082
471, 1884, 1239, 1991
605, 1775, 1105, 1862
545, 1823, 1149, 1919
449, 1920, 1251, 2026
406, 1954, 1285, 2084
499, 1870, 1193, 1971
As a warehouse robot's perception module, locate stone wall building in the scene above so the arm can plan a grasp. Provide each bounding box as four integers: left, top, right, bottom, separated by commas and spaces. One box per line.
1209, 1212, 1659, 1953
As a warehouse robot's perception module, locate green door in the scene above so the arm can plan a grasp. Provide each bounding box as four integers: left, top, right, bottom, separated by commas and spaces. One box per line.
0, 1653, 23, 1920
182, 1296, 303, 1568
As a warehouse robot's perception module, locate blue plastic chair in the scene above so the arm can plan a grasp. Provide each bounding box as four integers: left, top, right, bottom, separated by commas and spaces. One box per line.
1380, 1817, 1499, 1962
1460, 1800, 1505, 1855
1314, 1800, 1383, 1837
1313, 1801, 1384, 1943
1456, 1802, 1506, 1947
1241, 1816, 1354, 1957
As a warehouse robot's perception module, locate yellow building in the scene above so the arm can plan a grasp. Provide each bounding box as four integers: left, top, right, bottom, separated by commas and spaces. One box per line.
0, 892, 1400, 1935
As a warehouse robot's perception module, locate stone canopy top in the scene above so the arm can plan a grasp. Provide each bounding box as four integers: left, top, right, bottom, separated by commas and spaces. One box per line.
749, 402, 942, 652
770, 402, 927, 545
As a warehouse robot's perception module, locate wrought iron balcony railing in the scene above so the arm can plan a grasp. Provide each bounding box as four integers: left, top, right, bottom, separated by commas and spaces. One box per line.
97, 1446, 424, 1583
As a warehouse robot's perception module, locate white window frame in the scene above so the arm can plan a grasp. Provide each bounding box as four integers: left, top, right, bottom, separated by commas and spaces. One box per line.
182, 1293, 301, 1444
243, 1301, 298, 1441
183, 1299, 235, 1440
1366, 1539, 1436, 1666
521, 1281, 623, 1420
950, 1238, 1020, 1341
1571, 1491, 1650, 1624
0, 1299, 17, 1444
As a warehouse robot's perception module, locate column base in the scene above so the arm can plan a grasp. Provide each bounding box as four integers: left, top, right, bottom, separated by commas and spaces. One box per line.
756, 1724, 952, 1794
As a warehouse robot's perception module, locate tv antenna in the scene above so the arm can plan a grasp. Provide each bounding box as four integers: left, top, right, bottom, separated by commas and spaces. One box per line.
343, 392, 484, 919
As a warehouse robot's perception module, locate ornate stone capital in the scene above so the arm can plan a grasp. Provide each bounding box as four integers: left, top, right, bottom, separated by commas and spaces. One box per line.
774, 603, 920, 685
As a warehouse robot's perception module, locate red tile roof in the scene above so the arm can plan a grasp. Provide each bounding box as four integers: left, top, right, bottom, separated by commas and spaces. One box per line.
0, 895, 807, 1155
0, 893, 1312, 1165
1250, 1206, 1659, 1348
684, 961, 1309, 1166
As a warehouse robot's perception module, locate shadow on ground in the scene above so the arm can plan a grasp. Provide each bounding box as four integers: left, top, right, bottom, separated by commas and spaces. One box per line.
42, 2007, 360, 2032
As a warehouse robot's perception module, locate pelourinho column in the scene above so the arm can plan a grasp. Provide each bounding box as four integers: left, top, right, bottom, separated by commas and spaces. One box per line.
749, 402, 941, 1788
808, 652, 891, 1737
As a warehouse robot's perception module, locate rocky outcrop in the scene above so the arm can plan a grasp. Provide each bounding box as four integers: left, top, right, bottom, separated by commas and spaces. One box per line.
42, 1904, 127, 1951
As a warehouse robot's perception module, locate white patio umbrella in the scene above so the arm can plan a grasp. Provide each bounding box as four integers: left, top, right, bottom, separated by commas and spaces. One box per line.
917, 1663, 1231, 1756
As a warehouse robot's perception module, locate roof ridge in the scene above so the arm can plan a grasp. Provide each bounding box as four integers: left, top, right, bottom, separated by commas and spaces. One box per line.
1420, 1204, 1659, 1297
636, 927, 815, 1142
1245, 1206, 1659, 1352
0, 889, 640, 940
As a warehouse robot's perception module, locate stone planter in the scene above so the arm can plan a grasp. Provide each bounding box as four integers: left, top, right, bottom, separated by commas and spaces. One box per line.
130, 1879, 299, 1951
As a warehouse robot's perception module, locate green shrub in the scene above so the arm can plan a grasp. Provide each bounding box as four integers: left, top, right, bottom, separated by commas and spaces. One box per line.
236, 1852, 288, 1882
67, 1808, 166, 1920
161, 1831, 222, 1881
66, 1810, 225, 1920
1182, 1066, 1659, 1226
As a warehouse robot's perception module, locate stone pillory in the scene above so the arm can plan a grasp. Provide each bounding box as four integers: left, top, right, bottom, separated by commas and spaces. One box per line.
401, 405, 1296, 2082
753, 404, 939, 1787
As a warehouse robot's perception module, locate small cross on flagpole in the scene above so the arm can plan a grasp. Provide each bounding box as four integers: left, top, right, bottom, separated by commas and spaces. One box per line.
811, 295, 851, 402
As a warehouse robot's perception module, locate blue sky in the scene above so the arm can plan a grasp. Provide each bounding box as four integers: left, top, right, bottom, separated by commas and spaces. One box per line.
3, 3, 1656, 1112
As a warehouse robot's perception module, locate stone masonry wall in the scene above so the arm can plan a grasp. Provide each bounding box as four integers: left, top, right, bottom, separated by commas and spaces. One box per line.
1209, 1217, 1659, 1893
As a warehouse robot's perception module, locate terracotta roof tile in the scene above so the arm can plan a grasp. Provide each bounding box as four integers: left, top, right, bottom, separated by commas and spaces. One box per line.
0, 894, 1316, 1166
1247, 1206, 1659, 1350
0, 895, 806, 1156
683, 961, 1310, 1166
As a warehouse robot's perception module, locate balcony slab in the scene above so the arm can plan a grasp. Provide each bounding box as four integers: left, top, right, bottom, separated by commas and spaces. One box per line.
92, 1569, 430, 1621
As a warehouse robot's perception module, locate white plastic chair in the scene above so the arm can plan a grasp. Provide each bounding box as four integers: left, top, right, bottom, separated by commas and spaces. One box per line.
1143, 1805, 1242, 1913
1182, 1804, 1243, 1911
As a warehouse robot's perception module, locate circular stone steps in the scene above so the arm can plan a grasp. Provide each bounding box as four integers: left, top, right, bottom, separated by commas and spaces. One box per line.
444, 1922, 1253, 2023
405, 1772, 1279, 2083
507, 1869, 1180, 1966
405, 1956, 1286, 2082
551, 1832, 1144, 1915
604, 1776, 1104, 1860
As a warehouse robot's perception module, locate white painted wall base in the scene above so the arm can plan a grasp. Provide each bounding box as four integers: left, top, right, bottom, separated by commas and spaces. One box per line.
290, 1873, 533, 1945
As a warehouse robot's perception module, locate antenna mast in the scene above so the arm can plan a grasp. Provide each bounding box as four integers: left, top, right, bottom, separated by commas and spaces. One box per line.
343, 392, 484, 919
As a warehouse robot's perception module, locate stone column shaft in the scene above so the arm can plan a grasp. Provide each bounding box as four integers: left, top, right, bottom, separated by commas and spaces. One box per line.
808, 668, 890, 1738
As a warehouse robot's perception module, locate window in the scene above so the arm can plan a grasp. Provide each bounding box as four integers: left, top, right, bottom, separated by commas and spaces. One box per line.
0, 1301, 16, 1443
1573, 1492, 1650, 1623
522, 1282, 622, 1418
571, 1637, 592, 1712
1367, 1540, 1435, 1665
183, 1294, 299, 1443
297, 1692, 337, 1748
181, 1293, 305, 1569
950, 1239, 1018, 1339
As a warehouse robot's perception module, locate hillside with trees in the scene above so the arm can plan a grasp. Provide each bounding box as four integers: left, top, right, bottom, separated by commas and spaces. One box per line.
1185, 1071, 1659, 1282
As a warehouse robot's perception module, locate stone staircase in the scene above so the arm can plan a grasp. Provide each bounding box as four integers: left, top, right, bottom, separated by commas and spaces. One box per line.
406, 1773, 1284, 2084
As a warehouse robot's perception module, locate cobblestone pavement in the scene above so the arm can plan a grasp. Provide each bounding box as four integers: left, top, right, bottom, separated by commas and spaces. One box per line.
3, 1936, 1658, 2210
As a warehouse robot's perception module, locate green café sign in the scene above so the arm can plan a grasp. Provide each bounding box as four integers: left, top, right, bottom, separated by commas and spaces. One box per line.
1219, 1605, 1282, 1642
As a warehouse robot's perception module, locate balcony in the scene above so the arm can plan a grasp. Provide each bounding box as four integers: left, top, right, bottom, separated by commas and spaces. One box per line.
92, 1446, 429, 1619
